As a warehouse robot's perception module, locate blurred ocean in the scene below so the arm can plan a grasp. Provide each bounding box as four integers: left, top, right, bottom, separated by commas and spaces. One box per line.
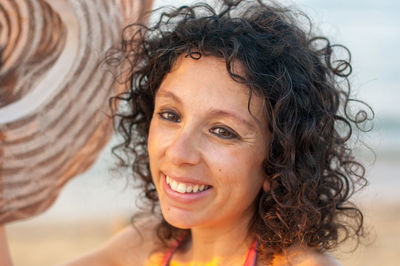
17, 0, 400, 224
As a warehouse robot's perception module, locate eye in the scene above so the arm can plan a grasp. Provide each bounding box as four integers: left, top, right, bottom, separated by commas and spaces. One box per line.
210, 126, 239, 140
158, 111, 181, 122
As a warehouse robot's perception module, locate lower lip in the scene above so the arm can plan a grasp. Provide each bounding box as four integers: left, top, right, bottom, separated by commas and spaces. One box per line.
162, 173, 213, 204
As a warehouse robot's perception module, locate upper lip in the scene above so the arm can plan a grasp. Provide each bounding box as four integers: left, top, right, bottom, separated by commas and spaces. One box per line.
162, 171, 211, 186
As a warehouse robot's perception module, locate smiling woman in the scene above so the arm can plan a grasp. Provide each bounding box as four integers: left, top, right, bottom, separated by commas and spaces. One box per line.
148, 56, 268, 234
63, 0, 373, 265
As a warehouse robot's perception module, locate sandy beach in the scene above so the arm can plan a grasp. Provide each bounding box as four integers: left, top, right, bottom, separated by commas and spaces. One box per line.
6, 215, 132, 266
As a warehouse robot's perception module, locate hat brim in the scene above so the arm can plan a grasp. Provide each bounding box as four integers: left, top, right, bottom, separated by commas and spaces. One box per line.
0, 0, 152, 224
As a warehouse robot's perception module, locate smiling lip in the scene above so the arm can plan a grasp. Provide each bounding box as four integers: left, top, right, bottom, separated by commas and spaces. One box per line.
161, 173, 213, 204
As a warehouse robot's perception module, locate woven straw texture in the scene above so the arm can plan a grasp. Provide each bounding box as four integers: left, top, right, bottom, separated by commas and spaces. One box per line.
0, 0, 151, 224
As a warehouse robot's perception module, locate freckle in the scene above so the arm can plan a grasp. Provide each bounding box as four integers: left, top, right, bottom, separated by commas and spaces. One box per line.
218, 169, 221, 172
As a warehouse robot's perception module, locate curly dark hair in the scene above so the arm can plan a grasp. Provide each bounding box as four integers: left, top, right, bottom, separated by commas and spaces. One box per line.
107, 0, 373, 262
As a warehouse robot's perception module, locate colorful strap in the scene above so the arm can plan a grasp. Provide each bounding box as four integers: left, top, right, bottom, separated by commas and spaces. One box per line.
161, 238, 181, 266
243, 239, 259, 266
162, 238, 259, 266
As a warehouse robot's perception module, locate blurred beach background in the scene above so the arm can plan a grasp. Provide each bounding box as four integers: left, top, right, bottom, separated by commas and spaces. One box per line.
5, 0, 400, 265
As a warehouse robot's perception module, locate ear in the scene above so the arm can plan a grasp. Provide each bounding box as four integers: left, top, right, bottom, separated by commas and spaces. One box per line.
263, 179, 270, 192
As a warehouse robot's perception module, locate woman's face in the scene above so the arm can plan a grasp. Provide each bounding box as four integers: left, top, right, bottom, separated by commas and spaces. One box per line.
148, 55, 269, 230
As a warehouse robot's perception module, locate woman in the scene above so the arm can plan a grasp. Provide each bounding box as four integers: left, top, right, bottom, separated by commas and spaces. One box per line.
64, 0, 372, 265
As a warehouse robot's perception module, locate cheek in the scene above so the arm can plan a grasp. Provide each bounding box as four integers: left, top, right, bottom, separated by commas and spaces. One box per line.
148, 121, 162, 171
148, 119, 166, 153
147, 123, 156, 158
209, 148, 265, 190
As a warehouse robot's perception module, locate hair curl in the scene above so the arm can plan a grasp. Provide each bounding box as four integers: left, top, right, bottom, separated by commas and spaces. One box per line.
107, 0, 373, 262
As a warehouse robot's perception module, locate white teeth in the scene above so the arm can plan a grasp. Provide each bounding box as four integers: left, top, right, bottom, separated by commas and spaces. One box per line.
166, 175, 209, 194
171, 180, 178, 190
177, 183, 186, 193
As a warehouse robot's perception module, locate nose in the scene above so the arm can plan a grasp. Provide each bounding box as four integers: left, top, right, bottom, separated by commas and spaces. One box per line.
164, 129, 201, 166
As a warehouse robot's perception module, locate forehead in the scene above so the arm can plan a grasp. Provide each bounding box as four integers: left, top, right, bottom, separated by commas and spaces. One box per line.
157, 55, 266, 123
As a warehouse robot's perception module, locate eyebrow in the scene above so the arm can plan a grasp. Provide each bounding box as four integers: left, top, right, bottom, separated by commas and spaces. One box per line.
208, 109, 256, 130
157, 90, 257, 130
157, 90, 182, 104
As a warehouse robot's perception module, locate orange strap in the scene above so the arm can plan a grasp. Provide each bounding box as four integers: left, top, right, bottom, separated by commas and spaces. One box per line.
162, 238, 259, 266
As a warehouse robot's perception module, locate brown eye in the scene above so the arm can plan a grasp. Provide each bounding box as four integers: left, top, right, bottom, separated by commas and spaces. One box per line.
210, 127, 239, 139
158, 111, 181, 122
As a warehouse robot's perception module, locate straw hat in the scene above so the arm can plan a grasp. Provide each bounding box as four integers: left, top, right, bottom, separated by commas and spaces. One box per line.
0, 0, 152, 224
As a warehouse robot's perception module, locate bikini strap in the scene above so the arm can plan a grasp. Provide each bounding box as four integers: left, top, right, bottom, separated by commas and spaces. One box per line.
243, 239, 259, 266
162, 238, 259, 266
161, 239, 181, 266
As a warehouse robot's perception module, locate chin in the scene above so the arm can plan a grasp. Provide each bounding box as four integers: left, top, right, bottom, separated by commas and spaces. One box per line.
160, 204, 202, 229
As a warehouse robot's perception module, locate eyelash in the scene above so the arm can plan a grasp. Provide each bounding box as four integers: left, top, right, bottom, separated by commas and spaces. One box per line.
158, 110, 181, 122
209, 126, 239, 140
157, 111, 240, 140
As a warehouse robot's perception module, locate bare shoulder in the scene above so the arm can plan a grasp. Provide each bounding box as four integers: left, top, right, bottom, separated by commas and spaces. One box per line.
291, 250, 341, 266
102, 216, 162, 265
272, 246, 341, 266
59, 217, 162, 266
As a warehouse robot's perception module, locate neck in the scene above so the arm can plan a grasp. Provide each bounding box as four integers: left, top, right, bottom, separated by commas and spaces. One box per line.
181, 210, 256, 264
